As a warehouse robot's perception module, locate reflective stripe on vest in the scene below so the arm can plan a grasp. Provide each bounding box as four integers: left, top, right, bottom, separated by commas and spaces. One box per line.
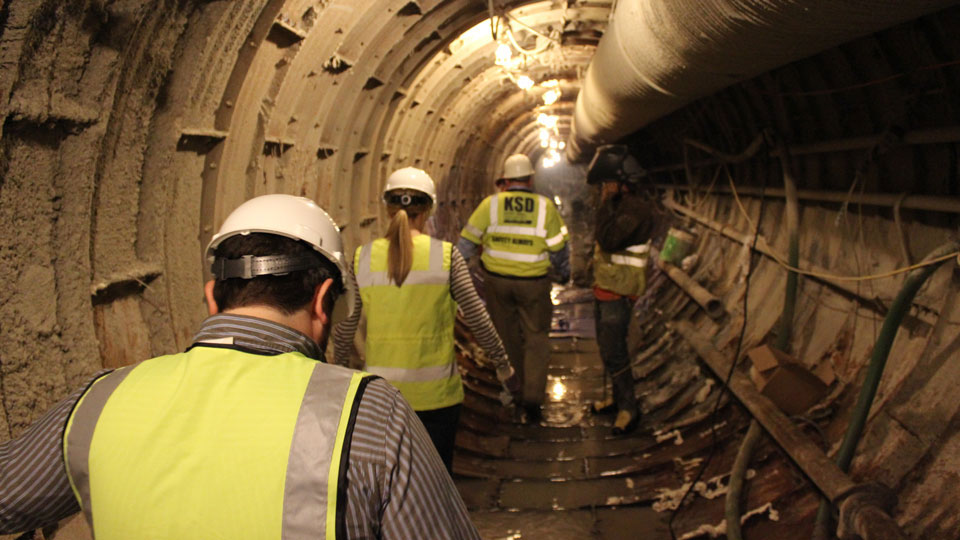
63, 347, 368, 540
593, 242, 650, 297
480, 192, 555, 277
610, 244, 649, 268
354, 235, 462, 411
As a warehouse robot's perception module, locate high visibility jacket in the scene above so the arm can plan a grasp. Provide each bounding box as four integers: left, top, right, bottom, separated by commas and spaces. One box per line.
354, 235, 462, 411
594, 242, 650, 297
460, 190, 568, 277
63, 345, 370, 540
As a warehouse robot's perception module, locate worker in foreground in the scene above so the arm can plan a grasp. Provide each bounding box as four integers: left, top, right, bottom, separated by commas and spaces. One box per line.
334, 167, 517, 473
0, 194, 480, 540
587, 144, 655, 435
458, 154, 570, 423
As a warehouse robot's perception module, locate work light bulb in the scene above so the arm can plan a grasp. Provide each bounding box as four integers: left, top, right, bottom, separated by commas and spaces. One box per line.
495, 44, 512, 66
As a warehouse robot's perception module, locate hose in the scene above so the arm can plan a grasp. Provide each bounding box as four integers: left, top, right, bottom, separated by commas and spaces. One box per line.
724, 420, 763, 540
813, 241, 960, 539
774, 139, 800, 352
725, 136, 797, 539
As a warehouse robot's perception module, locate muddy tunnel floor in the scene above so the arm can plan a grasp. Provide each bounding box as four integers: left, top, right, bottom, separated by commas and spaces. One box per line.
451, 287, 816, 540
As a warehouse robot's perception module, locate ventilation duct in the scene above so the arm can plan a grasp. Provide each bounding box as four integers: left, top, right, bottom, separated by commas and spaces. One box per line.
568, 0, 957, 161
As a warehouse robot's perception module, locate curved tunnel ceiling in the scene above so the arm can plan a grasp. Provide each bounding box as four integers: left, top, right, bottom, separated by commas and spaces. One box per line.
207, 0, 606, 249
4, 1, 960, 538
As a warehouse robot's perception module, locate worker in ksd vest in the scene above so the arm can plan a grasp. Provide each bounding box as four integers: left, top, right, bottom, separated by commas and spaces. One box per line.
587, 144, 656, 435
457, 154, 570, 424
333, 167, 518, 473
0, 194, 480, 540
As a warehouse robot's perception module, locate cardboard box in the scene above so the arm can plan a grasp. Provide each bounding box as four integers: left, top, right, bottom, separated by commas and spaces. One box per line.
747, 345, 829, 416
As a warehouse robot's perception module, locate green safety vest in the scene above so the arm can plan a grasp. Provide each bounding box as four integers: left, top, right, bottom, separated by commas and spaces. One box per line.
354, 235, 462, 411
63, 346, 369, 540
593, 242, 650, 297
460, 191, 568, 277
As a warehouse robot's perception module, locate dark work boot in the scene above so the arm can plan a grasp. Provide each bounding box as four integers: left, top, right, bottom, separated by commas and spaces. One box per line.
524, 403, 542, 425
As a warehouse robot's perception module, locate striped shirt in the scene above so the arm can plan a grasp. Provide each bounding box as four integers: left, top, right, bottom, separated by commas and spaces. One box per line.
0, 314, 480, 539
333, 243, 508, 368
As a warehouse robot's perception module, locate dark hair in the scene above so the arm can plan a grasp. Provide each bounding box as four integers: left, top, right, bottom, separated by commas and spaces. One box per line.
212, 233, 342, 315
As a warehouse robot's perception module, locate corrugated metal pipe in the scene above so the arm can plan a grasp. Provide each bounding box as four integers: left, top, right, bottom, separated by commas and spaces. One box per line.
568, 0, 957, 162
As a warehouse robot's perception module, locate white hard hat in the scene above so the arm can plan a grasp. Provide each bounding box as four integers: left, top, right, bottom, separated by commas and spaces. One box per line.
206, 194, 356, 320
383, 167, 436, 204
500, 154, 535, 180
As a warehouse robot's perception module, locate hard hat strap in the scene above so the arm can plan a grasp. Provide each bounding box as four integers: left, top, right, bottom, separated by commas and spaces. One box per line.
383, 192, 432, 207
212, 254, 321, 280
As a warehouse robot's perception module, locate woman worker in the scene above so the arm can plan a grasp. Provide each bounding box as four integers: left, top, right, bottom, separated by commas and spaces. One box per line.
334, 167, 517, 473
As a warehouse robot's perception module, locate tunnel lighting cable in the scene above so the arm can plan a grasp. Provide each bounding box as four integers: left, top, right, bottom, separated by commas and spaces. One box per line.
487, 0, 501, 40
667, 169, 769, 540
724, 168, 960, 282
501, 11, 562, 46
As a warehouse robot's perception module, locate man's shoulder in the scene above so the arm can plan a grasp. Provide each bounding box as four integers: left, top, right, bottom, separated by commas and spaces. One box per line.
346, 377, 415, 462
355, 376, 408, 416
467, 194, 494, 214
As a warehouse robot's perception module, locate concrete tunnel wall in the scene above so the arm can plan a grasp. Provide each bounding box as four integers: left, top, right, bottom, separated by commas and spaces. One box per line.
3, 0, 960, 537
0, 0, 593, 432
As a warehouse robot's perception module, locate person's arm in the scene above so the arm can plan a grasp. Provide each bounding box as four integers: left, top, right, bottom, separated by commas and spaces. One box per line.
369, 381, 481, 540
449, 248, 507, 363
545, 201, 571, 283
596, 193, 655, 253
549, 243, 571, 283
332, 259, 362, 367
458, 197, 490, 252
455, 237, 479, 261
0, 377, 106, 534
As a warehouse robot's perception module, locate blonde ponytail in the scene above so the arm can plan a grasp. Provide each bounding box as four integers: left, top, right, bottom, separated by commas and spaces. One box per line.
386, 208, 414, 285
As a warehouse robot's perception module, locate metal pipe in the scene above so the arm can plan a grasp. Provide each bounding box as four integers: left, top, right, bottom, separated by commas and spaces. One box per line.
655, 258, 725, 319
656, 184, 960, 215
814, 242, 960, 538
568, 0, 956, 160
672, 320, 907, 540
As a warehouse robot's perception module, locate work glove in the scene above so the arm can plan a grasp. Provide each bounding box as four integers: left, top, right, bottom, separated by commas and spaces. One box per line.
496, 362, 520, 394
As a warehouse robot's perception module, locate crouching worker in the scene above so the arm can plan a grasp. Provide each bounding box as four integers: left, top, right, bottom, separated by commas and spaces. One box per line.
0, 194, 480, 540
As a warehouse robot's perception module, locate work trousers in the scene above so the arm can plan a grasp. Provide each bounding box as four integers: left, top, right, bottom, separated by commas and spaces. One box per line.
415, 404, 461, 474
594, 297, 639, 417
483, 271, 552, 407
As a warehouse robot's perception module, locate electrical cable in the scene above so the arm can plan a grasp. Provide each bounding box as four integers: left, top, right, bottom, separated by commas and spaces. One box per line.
667, 170, 768, 539
505, 24, 554, 57
724, 167, 960, 282
501, 11, 561, 45
487, 0, 500, 40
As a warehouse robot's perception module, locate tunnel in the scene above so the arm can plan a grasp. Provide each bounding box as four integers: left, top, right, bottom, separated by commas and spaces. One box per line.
2, 0, 960, 538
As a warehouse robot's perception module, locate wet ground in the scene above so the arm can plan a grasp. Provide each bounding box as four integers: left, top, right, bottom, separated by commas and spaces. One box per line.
453, 286, 816, 540
455, 287, 671, 539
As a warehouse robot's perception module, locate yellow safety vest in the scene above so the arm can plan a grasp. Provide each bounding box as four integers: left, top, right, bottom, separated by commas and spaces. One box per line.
63, 346, 369, 540
593, 242, 650, 297
460, 191, 568, 277
354, 235, 462, 411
